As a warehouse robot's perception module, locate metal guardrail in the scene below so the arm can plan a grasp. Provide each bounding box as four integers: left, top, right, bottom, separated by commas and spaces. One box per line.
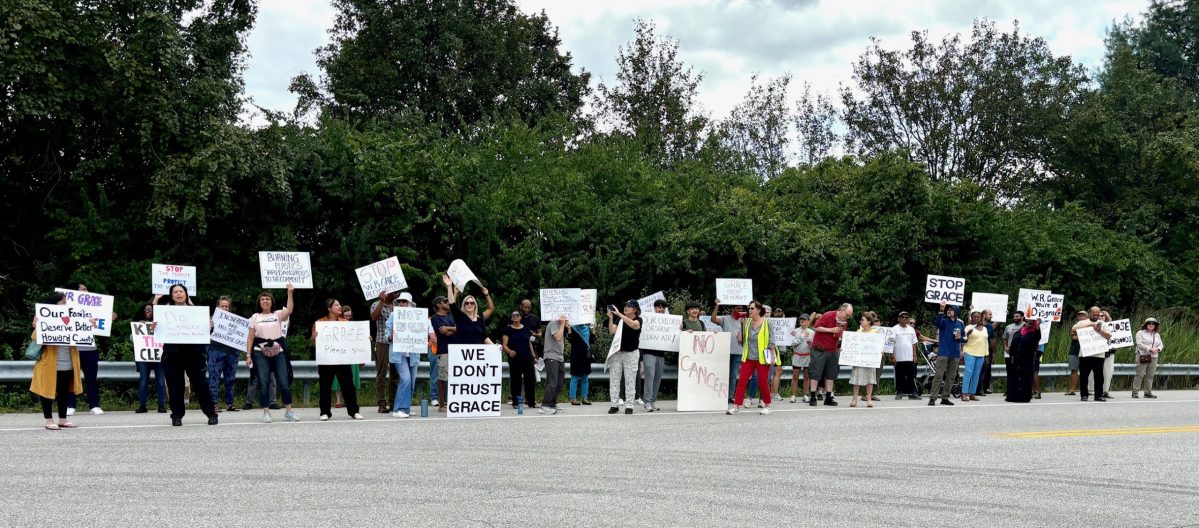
1, 360, 1196, 383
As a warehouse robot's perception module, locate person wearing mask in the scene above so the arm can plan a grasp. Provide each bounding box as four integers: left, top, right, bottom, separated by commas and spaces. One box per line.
640, 299, 670, 412
1002, 311, 1026, 398
728, 301, 774, 415
444, 275, 495, 413
607, 300, 643, 415
710, 299, 745, 403
809, 303, 852, 407
384, 297, 435, 418
539, 314, 570, 414
370, 291, 402, 414
929, 301, 966, 406
789, 313, 814, 403
1132, 318, 1163, 399
157, 285, 219, 426
568, 319, 594, 406
429, 291, 457, 413
132, 302, 167, 413
850, 311, 881, 408
207, 296, 241, 413
891, 311, 919, 400
1074, 307, 1112, 402
333, 304, 362, 409
960, 311, 989, 402
1004, 316, 1041, 403
312, 298, 364, 421
30, 291, 84, 429
246, 286, 298, 423
66, 283, 112, 416
502, 310, 538, 410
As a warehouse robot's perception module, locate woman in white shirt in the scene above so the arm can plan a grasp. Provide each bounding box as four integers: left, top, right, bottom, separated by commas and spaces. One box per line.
246, 284, 297, 423
1132, 318, 1164, 399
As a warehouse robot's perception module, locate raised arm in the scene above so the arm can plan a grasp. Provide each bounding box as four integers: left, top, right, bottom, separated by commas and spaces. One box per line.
442, 274, 458, 305
709, 299, 723, 325
280, 283, 295, 321
481, 287, 494, 320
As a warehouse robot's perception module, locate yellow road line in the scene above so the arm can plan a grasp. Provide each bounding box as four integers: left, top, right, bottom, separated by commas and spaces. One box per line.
995, 425, 1199, 439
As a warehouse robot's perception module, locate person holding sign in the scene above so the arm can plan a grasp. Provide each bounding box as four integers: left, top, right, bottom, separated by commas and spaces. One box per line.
849, 312, 881, 408
728, 301, 774, 415
311, 299, 364, 421
639, 299, 673, 412
607, 300, 643, 415
789, 313, 814, 403
133, 303, 167, 413
65, 284, 110, 417
156, 285, 219, 426
1132, 318, 1163, 398
1100, 311, 1116, 399
538, 314, 570, 414
370, 291, 401, 414
808, 304, 852, 407
207, 296, 241, 413
246, 286, 298, 423
710, 299, 745, 403
333, 304, 362, 409
1074, 306, 1112, 402
929, 302, 966, 406
29, 292, 84, 430
445, 275, 495, 414
384, 299, 434, 418
1004, 317, 1041, 403
960, 311, 989, 402
568, 320, 593, 406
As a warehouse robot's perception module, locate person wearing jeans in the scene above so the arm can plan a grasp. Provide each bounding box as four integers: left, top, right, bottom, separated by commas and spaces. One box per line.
370, 291, 400, 413
246, 286, 298, 423
606, 300, 643, 415
1132, 318, 1163, 398
207, 296, 240, 412
132, 302, 166, 413
568, 322, 592, 405
930, 302, 966, 406
960, 311, 989, 402
709, 300, 744, 403
385, 302, 435, 418
539, 316, 570, 414
66, 284, 112, 416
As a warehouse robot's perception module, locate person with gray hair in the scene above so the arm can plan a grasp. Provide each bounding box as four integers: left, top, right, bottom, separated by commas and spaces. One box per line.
808, 303, 853, 407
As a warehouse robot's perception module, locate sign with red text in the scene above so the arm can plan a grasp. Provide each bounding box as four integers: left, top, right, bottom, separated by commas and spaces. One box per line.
677, 331, 730, 411
130, 322, 162, 362
356, 256, 407, 299
55, 288, 115, 337
152, 263, 197, 296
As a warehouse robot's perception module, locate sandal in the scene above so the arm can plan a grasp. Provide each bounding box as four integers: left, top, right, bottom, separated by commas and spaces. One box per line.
850, 400, 858, 408
58, 422, 77, 429
867, 402, 874, 408
44, 423, 60, 430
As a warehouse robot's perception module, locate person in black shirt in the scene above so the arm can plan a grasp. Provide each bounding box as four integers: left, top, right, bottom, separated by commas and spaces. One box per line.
501, 311, 538, 409
606, 300, 643, 415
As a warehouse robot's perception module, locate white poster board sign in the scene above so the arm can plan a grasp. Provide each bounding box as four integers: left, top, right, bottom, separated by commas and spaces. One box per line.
540, 288, 582, 322
35, 303, 94, 346
390, 307, 429, 355
210, 308, 250, 351
924, 274, 966, 306
259, 251, 313, 289
151, 263, 197, 296
876, 326, 896, 355
130, 322, 162, 362
839, 331, 887, 368
55, 289, 115, 337
577, 289, 597, 324
607, 321, 624, 362
970, 292, 1009, 322
447, 259, 481, 291
1077, 326, 1109, 358
698, 315, 721, 333
356, 256, 407, 299
715, 279, 753, 306
638, 291, 666, 314
768, 318, 796, 347
1018, 289, 1064, 322
677, 331, 731, 411
315, 320, 371, 365
447, 344, 503, 418
1107, 319, 1134, 350
153, 305, 210, 345
639, 313, 683, 352
1039, 321, 1052, 346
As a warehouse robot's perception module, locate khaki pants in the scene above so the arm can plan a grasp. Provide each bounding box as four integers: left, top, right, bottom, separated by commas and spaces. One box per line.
1132, 357, 1158, 394
930, 356, 959, 399
373, 342, 397, 404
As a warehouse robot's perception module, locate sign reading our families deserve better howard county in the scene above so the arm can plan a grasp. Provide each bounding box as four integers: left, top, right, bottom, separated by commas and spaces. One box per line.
447, 344, 503, 418
258, 251, 314, 289
35, 304, 94, 346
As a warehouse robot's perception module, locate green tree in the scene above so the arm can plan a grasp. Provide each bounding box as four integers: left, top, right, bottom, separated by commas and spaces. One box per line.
717, 74, 793, 180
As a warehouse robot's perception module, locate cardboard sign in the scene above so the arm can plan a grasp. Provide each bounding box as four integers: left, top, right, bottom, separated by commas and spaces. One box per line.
447, 344, 503, 418
315, 320, 371, 365
210, 308, 250, 351
697, 315, 721, 333
152, 263, 197, 296
356, 256, 407, 299
55, 289, 115, 337
638, 291, 666, 315
153, 305, 210, 345
677, 331, 731, 411
970, 292, 1009, 322
924, 274, 965, 306
839, 331, 887, 368
578, 289, 597, 324
130, 322, 162, 362
1106, 319, 1134, 350
639, 313, 683, 352
768, 318, 796, 347
715, 279, 752, 306
35, 303, 94, 346
390, 307, 429, 355
540, 288, 582, 322
1018, 289, 1064, 322
1077, 326, 1109, 358
259, 251, 313, 289
447, 259, 480, 292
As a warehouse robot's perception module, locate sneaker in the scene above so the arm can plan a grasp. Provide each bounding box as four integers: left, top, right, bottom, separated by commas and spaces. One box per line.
644, 404, 654, 412
652, 405, 660, 412
1145, 393, 1158, 399
757, 401, 765, 409
352, 413, 365, 420
790, 395, 797, 403
616, 399, 625, 406
727, 406, 740, 415
928, 398, 936, 406
772, 393, 782, 401
157, 405, 168, 413
538, 407, 556, 415
809, 396, 818, 407
135, 406, 148, 414
392, 411, 410, 418
624, 408, 633, 415
608, 406, 620, 414
571, 400, 581, 406
895, 394, 904, 400
1132, 392, 1139, 398
802, 395, 810, 403
207, 415, 218, 425
816, 392, 825, 401
90, 407, 104, 415
823, 397, 838, 407
760, 406, 773, 416
908, 394, 921, 400
430, 399, 440, 407
319, 414, 330, 421
940, 398, 954, 406
746, 398, 755, 407
635, 398, 645, 405
1094, 397, 1107, 402
171, 417, 182, 426
1081, 396, 1089, 401
262, 411, 272, 423
1064, 392, 1076, 396
66, 407, 76, 417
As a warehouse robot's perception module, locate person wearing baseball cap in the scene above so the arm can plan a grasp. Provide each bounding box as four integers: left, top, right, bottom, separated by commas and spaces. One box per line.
606, 300, 643, 414
1132, 317, 1163, 398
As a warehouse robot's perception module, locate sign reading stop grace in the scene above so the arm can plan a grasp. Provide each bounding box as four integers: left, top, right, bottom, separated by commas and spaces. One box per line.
924, 274, 965, 305
356, 256, 407, 299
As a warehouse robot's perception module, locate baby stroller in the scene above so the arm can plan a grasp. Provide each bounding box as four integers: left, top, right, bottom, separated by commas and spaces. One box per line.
916, 343, 962, 398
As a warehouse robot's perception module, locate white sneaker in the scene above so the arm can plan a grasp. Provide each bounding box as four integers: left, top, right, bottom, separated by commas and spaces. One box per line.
616, 399, 625, 406
635, 398, 645, 405
538, 407, 556, 415
772, 393, 782, 401
760, 406, 773, 416
319, 414, 330, 421
352, 413, 365, 420
430, 399, 440, 407
726, 406, 740, 415
66, 407, 76, 417
802, 395, 810, 403
262, 411, 272, 423
90, 407, 104, 415
757, 401, 764, 408
790, 395, 797, 403
392, 411, 409, 418
746, 397, 755, 406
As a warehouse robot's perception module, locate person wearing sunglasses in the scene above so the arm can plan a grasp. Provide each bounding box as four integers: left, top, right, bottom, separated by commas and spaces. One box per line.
442, 274, 495, 413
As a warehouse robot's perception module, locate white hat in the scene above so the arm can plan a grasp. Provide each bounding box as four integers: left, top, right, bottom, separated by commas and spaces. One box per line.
397, 292, 413, 303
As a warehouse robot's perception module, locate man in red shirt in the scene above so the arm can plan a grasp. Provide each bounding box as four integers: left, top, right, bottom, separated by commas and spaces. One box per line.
808, 303, 853, 406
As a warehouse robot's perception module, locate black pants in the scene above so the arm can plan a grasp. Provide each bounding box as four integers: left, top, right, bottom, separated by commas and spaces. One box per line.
541, 358, 565, 408
1079, 356, 1105, 399
509, 356, 537, 406
894, 361, 917, 395
979, 357, 993, 392
163, 345, 217, 420
318, 365, 359, 417
41, 370, 73, 419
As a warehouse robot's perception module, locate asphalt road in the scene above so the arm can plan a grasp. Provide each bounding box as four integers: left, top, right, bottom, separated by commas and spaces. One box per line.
3, 391, 1197, 527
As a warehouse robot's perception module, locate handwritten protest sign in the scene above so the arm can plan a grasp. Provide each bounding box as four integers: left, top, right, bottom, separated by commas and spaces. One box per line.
840, 331, 887, 368
1107, 319, 1134, 350
924, 274, 966, 306
356, 256, 406, 299
697, 316, 721, 333
55, 288, 115, 337
677, 331, 731, 411
35, 304, 94, 346
447, 259, 481, 291
210, 308, 250, 351
715, 279, 752, 306
639, 313, 683, 352
970, 292, 1009, 322
152, 263, 197, 296
577, 289, 597, 324
447, 344, 503, 418
768, 318, 796, 347
153, 306, 210, 345
130, 322, 162, 362
638, 291, 666, 314
314, 320, 371, 365
877, 326, 896, 354
607, 321, 624, 362
1018, 289, 1064, 322
259, 251, 313, 289
1077, 326, 1110, 358
1040, 321, 1052, 346
390, 307, 429, 355
540, 288, 582, 322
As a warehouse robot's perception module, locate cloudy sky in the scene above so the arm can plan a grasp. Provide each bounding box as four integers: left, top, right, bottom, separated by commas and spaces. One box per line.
240, 0, 1148, 125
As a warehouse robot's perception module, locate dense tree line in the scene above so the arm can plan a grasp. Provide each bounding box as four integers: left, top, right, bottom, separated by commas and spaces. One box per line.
2, 0, 1196, 357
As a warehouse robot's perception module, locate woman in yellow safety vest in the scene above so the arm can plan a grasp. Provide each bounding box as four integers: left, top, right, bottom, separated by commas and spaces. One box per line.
728, 300, 776, 416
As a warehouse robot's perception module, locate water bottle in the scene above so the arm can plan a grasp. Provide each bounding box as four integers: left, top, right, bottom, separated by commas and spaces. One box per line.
420, 399, 429, 417
517, 396, 524, 416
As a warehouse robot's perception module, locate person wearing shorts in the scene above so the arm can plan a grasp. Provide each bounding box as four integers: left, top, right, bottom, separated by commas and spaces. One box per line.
789, 313, 813, 403
809, 304, 852, 406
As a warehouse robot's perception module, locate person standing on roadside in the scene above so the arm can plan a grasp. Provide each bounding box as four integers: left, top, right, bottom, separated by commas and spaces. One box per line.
789, 313, 814, 403
808, 304, 852, 407
728, 301, 775, 415
370, 291, 400, 413
1002, 311, 1025, 397
929, 301, 966, 406
311, 298, 364, 421
539, 314, 570, 414
30, 291, 84, 430
1075, 306, 1112, 402
159, 285, 219, 426
891, 311, 919, 400
640, 300, 670, 412
607, 300, 643, 415
960, 311, 989, 402
1132, 318, 1163, 398
429, 291, 457, 413
710, 299, 745, 403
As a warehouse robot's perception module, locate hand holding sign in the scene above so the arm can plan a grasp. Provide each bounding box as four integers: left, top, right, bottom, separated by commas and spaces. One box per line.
356, 256, 407, 299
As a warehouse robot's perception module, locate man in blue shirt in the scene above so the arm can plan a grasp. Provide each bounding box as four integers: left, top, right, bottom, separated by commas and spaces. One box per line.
929, 301, 966, 406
